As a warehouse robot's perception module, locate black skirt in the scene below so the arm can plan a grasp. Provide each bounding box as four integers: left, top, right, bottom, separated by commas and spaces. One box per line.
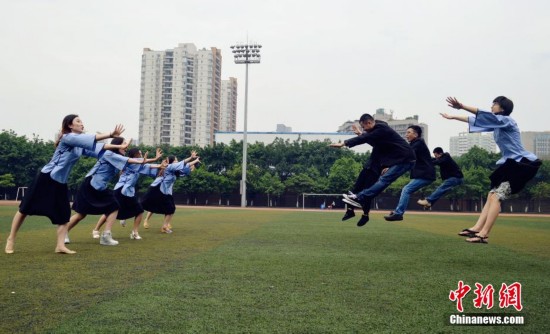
72, 176, 119, 215
19, 172, 71, 225
490, 158, 542, 194
114, 187, 144, 220
140, 184, 176, 215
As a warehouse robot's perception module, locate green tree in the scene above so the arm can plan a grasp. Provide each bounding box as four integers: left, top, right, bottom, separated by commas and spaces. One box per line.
385, 175, 411, 197
0, 173, 15, 199
284, 173, 317, 207
529, 182, 550, 213
67, 157, 99, 191
256, 172, 285, 206
176, 168, 227, 203
327, 157, 362, 193
462, 167, 492, 210
456, 146, 499, 170
0, 130, 53, 187
0, 173, 15, 188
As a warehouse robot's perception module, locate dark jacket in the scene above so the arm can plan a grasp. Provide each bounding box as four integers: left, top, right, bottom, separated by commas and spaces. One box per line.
409, 138, 436, 180
432, 152, 463, 180
344, 122, 415, 168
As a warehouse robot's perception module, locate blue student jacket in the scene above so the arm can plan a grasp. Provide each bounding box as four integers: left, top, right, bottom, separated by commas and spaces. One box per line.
85, 150, 129, 191
149, 161, 191, 195
41, 133, 105, 184
468, 110, 538, 165
114, 161, 158, 197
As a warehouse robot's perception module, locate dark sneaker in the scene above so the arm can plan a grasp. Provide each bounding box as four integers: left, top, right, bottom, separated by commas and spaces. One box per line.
357, 214, 369, 227
342, 209, 355, 221
384, 212, 403, 221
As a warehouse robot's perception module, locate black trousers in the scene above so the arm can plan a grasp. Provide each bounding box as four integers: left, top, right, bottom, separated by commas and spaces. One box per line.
351, 167, 381, 214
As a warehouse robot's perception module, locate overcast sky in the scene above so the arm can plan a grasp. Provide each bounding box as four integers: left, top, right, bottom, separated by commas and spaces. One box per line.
2, 0, 550, 152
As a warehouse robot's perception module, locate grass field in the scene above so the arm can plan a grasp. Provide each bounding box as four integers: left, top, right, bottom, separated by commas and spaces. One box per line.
1, 205, 549, 333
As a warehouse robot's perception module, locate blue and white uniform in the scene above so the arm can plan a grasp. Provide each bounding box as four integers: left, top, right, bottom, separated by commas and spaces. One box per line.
469, 110, 541, 198
113, 161, 158, 219
20, 133, 105, 225
141, 161, 191, 215
72, 150, 130, 215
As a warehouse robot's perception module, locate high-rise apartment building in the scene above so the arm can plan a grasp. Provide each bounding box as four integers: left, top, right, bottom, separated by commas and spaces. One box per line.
139, 43, 232, 147
449, 132, 497, 156
522, 131, 550, 159
219, 78, 238, 132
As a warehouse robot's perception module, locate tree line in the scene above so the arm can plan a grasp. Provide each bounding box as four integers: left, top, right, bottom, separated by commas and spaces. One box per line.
1, 130, 549, 211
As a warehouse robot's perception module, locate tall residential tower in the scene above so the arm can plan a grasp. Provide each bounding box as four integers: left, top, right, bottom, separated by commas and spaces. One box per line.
219, 77, 238, 132
139, 43, 236, 147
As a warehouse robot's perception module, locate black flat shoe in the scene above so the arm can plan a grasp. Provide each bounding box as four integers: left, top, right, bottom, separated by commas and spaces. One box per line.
384, 212, 403, 221
342, 209, 355, 221
466, 235, 488, 244
458, 228, 479, 237
357, 214, 369, 227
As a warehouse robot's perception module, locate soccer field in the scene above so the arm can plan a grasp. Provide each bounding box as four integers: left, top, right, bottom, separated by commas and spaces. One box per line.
1, 205, 549, 333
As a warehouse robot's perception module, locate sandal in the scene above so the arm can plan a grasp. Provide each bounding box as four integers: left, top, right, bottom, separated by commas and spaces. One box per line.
458, 228, 479, 237
466, 235, 488, 244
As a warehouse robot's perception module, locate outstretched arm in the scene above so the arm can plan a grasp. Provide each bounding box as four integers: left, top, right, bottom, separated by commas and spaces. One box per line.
441, 96, 478, 123
184, 150, 199, 163
104, 138, 131, 150
440, 112, 469, 123
141, 148, 163, 164
188, 157, 201, 171
446, 97, 478, 115
96, 124, 125, 141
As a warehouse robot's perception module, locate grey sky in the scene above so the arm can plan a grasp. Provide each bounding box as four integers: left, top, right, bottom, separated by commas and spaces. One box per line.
2, 0, 550, 152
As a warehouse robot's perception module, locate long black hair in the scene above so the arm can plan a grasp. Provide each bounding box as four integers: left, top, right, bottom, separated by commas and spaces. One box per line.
55, 114, 79, 147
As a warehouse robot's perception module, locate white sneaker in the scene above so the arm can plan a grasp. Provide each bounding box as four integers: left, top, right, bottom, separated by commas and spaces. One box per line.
64, 234, 70, 244
92, 230, 100, 239
100, 232, 119, 246
343, 193, 358, 200
417, 199, 431, 207
130, 231, 142, 240
343, 197, 362, 208
120, 220, 126, 227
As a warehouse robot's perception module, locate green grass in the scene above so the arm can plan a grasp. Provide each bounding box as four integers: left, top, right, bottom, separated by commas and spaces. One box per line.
1, 206, 549, 333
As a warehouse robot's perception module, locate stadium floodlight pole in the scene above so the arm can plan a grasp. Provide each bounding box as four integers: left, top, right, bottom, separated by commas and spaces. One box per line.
230, 42, 262, 207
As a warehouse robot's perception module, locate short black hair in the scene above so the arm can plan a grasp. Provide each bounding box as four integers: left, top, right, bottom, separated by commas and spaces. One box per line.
433, 147, 444, 154
407, 125, 422, 138
359, 114, 374, 123
493, 96, 514, 116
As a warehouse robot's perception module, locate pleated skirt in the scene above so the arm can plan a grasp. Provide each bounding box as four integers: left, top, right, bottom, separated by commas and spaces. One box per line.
114, 187, 144, 220
19, 172, 71, 225
140, 185, 175, 215
72, 176, 119, 215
